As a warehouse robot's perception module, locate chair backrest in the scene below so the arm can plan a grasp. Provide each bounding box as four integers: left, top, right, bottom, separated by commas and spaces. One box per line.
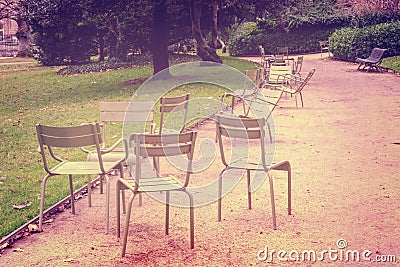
36, 123, 104, 173
319, 40, 328, 48
268, 64, 292, 83
276, 47, 289, 58
259, 45, 265, 57
245, 69, 264, 88
367, 48, 387, 62
215, 114, 269, 169
130, 131, 197, 188
99, 101, 154, 146
293, 56, 303, 75
159, 94, 190, 134
294, 68, 316, 94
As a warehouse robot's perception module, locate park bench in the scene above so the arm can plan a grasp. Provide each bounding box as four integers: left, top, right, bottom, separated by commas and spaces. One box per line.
355, 48, 387, 72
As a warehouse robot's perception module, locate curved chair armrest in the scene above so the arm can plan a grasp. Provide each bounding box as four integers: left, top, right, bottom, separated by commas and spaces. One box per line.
100, 138, 124, 154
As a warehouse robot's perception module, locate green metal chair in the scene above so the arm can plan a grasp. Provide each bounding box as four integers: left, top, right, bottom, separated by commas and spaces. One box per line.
116, 131, 197, 257
36, 123, 120, 233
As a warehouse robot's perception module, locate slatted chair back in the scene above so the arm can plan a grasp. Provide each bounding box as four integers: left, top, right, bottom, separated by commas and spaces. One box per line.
130, 131, 197, 189
159, 94, 190, 134
99, 101, 154, 147
36, 123, 104, 173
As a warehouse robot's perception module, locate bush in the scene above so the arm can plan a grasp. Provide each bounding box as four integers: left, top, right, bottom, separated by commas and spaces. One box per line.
228, 28, 333, 56
329, 21, 400, 61
56, 54, 199, 76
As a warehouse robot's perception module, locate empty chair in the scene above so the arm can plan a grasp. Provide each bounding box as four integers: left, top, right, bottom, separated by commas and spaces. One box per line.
215, 114, 292, 229
275, 47, 289, 65
116, 131, 197, 257
319, 40, 330, 57
36, 123, 120, 233
84, 101, 155, 192
83, 101, 155, 213
355, 48, 387, 72
280, 68, 316, 108
292, 56, 303, 77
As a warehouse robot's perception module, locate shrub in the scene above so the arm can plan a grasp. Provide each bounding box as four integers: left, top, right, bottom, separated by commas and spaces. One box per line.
329, 21, 400, 61
228, 28, 333, 56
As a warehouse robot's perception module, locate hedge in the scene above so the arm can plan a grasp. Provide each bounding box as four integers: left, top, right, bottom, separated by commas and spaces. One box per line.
228, 28, 333, 56
329, 21, 400, 61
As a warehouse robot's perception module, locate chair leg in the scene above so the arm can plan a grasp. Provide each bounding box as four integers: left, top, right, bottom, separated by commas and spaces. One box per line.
138, 193, 143, 207
68, 174, 75, 215
267, 123, 273, 143
217, 168, 226, 222
39, 174, 51, 231
268, 174, 277, 230
121, 193, 136, 257
116, 179, 121, 238
105, 174, 110, 234
295, 95, 298, 108
165, 191, 170, 235
189, 192, 194, 249
87, 175, 92, 207
183, 189, 195, 249
287, 165, 292, 215
99, 174, 103, 194
247, 169, 252, 210
300, 92, 304, 107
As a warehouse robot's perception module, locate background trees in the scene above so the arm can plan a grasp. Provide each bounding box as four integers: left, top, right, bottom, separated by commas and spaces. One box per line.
4, 0, 399, 67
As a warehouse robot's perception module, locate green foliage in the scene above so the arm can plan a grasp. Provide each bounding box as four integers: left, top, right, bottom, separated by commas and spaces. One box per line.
381, 56, 400, 72
349, 11, 400, 28
282, 0, 347, 30
329, 21, 400, 61
228, 28, 332, 56
56, 54, 200, 76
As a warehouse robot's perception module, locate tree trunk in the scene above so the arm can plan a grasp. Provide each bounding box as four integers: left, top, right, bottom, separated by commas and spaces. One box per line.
98, 34, 105, 62
190, 0, 222, 63
210, 0, 218, 49
151, 0, 170, 77
15, 17, 31, 57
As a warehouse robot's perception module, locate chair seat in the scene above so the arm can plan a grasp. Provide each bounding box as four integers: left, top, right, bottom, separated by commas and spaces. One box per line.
87, 151, 125, 163
281, 86, 296, 94
119, 175, 184, 192
50, 161, 119, 175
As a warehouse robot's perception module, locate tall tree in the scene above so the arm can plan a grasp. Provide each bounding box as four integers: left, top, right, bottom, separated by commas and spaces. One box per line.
152, 0, 170, 76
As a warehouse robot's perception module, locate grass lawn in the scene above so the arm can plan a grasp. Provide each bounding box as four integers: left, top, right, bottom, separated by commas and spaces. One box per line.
382, 56, 400, 72
0, 55, 256, 238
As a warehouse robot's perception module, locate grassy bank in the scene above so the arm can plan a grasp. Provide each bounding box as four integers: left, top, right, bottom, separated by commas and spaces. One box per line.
0, 55, 256, 238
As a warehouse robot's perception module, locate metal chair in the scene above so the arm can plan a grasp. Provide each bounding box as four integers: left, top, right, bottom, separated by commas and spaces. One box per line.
36, 123, 120, 233
319, 41, 330, 57
116, 131, 197, 257
215, 114, 291, 229
280, 68, 316, 108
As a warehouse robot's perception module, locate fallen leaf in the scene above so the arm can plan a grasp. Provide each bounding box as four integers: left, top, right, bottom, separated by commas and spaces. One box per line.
0, 174, 6, 180
0, 242, 9, 250
28, 224, 39, 233
12, 201, 31, 210
63, 258, 75, 263
43, 219, 54, 224
13, 248, 24, 252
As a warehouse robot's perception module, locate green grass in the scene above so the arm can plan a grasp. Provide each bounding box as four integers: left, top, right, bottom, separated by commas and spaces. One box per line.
0, 55, 257, 238
382, 56, 400, 72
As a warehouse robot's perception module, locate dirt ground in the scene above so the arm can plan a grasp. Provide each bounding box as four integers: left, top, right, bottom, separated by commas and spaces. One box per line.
1, 54, 399, 266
